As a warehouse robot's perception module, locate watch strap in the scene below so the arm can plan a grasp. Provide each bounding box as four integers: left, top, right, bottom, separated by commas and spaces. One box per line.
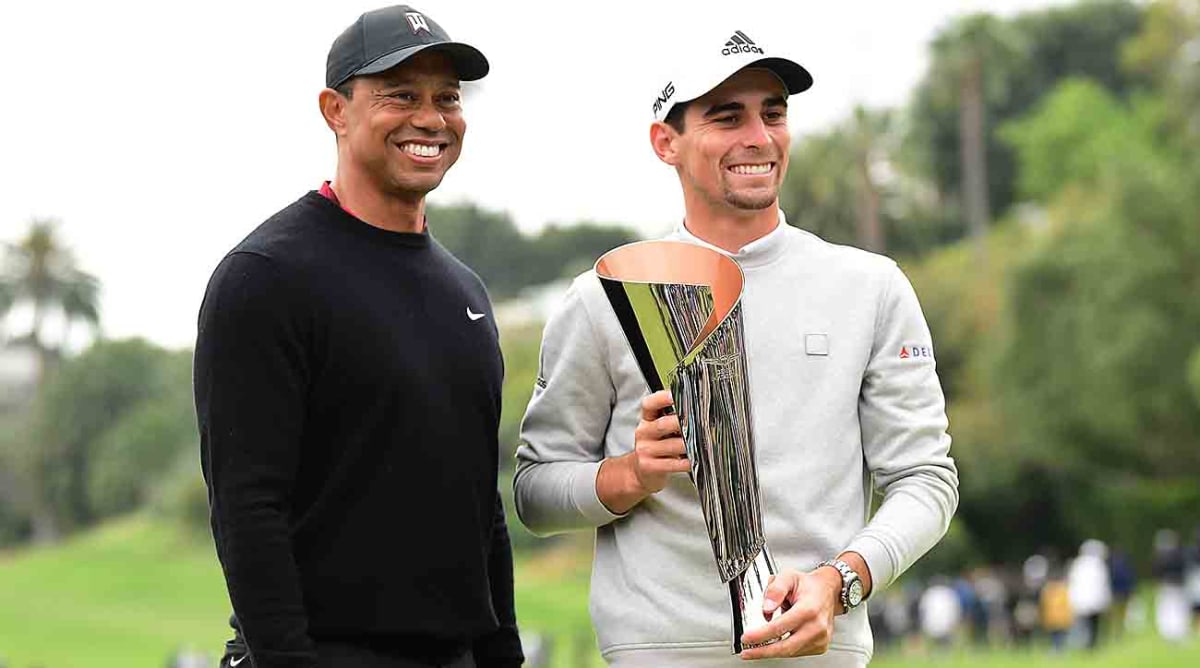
818, 558, 861, 614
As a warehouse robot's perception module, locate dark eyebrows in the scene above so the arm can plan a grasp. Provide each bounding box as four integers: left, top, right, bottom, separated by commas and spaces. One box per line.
374, 77, 461, 91
703, 95, 789, 117
703, 101, 745, 117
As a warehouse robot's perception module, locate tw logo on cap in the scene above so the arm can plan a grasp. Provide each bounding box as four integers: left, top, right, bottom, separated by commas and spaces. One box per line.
406, 12, 431, 34
723, 30, 764, 56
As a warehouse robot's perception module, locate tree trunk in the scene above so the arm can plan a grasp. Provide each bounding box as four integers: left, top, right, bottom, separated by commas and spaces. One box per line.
67, 441, 92, 528
28, 299, 64, 542
30, 508, 59, 544
30, 300, 51, 387
960, 55, 990, 241
855, 154, 886, 253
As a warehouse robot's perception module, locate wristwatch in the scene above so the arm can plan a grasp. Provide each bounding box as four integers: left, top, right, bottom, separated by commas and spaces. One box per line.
819, 559, 865, 614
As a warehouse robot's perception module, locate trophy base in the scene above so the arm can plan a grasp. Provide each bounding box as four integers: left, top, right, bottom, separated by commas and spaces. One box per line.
729, 545, 779, 654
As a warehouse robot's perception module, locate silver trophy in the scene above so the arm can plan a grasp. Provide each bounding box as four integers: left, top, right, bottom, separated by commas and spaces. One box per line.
595, 240, 777, 654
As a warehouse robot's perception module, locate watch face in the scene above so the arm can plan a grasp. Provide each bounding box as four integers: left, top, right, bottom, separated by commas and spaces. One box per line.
848, 580, 864, 607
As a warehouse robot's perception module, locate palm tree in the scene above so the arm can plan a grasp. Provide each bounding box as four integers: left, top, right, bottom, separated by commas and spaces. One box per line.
781, 107, 895, 254
781, 129, 858, 247
928, 14, 1025, 241
0, 219, 100, 543
1, 218, 101, 383
847, 106, 893, 254
0, 278, 13, 337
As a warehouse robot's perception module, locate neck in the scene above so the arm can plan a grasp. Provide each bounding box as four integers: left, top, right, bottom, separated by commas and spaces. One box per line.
331, 162, 425, 234
681, 192, 780, 252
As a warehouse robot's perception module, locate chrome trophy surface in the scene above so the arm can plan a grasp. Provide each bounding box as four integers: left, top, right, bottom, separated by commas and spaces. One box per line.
595, 240, 777, 654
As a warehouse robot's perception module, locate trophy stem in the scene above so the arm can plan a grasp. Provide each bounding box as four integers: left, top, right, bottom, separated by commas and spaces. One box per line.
729, 545, 778, 654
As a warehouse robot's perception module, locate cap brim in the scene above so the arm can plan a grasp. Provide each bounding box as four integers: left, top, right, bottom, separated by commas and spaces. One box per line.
673, 56, 813, 110
748, 57, 813, 95
352, 41, 490, 83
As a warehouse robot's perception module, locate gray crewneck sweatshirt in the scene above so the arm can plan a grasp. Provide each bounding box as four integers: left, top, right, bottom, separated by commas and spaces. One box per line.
514, 217, 958, 666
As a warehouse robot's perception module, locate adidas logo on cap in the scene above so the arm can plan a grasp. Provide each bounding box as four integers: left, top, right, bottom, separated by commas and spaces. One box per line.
723, 30, 764, 56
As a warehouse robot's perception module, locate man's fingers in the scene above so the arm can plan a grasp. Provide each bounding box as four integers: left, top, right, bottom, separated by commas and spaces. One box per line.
740, 618, 830, 660
739, 606, 825, 657
761, 570, 799, 615
740, 602, 807, 648
654, 413, 681, 438
642, 437, 686, 459
648, 453, 696, 474
634, 416, 679, 442
639, 390, 674, 421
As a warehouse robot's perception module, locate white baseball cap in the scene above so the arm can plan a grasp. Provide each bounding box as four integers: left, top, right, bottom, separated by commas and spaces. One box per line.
650, 28, 813, 122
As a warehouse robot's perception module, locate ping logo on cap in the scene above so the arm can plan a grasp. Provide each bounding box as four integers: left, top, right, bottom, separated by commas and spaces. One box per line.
652, 81, 675, 116
723, 30, 764, 56
406, 12, 431, 34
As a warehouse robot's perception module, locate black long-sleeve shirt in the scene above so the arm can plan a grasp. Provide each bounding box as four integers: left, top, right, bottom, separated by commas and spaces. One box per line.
194, 192, 522, 667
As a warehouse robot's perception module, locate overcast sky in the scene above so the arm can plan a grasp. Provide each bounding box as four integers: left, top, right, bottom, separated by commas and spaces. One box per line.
1, 0, 1070, 349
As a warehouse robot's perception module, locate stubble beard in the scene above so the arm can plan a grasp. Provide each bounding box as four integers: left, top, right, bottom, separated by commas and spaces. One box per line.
683, 168, 780, 213
723, 186, 778, 210
718, 157, 782, 211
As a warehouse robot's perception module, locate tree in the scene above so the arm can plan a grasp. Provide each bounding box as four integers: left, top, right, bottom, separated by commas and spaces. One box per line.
429, 204, 637, 300
429, 204, 533, 299
991, 77, 1200, 556
1122, 0, 1200, 140
0, 279, 13, 336
1, 219, 100, 381
85, 350, 196, 518
906, 2, 1144, 233
781, 127, 858, 248
529, 222, 639, 280
927, 14, 1026, 240
843, 106, 895, 254
784, 106, 962, 257
783, 106, 893, 252
999, 79, 1163, 201
1189, 346, 1200, 409
23, 339, 191, 539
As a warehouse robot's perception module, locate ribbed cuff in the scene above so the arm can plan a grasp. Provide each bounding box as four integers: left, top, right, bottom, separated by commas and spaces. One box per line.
844, 533, 896, 594
570, 461, 627, 526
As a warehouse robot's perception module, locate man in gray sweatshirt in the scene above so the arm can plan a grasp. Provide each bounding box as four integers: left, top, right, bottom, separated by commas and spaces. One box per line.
513, 26, 958, 667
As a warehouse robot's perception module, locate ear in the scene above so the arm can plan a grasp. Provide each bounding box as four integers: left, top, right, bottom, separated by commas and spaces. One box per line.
649, 121, 681, 166
318, 88, 349, 138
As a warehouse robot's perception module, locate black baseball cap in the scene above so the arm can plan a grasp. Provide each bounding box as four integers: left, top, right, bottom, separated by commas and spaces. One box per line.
325, 5, 489, 89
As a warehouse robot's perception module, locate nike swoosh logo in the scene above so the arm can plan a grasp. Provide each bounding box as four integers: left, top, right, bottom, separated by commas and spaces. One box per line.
230, 656, 247, 667
467, 307, 486, 321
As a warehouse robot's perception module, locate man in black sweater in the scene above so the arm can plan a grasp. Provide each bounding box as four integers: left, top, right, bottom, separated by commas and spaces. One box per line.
193, 6, 523, 667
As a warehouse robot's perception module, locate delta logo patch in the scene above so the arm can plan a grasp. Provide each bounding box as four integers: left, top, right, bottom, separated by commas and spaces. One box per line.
899, 344, 933, 360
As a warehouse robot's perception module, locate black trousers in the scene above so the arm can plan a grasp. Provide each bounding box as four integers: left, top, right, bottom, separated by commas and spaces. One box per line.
316, 642, 475, 668
221, 642, 474, 668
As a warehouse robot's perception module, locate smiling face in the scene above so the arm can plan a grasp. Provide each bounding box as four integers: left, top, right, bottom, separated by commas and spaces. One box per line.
335, 50, 465, 199
662, 68, 790, 213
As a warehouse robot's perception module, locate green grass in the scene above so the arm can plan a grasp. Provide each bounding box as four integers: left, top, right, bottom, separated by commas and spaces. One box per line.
0, 516, 230, 667
2, 517, 1199, 667
872, 633, 1199, 668
0, 516, 605, 667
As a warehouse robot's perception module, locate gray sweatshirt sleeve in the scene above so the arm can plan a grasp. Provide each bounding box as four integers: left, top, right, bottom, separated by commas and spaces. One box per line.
845, 264, 960, 591
513, 277, 627, 536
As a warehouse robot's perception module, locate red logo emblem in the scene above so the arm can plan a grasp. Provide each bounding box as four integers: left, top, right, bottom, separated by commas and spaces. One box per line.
899, 347, 910, 359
